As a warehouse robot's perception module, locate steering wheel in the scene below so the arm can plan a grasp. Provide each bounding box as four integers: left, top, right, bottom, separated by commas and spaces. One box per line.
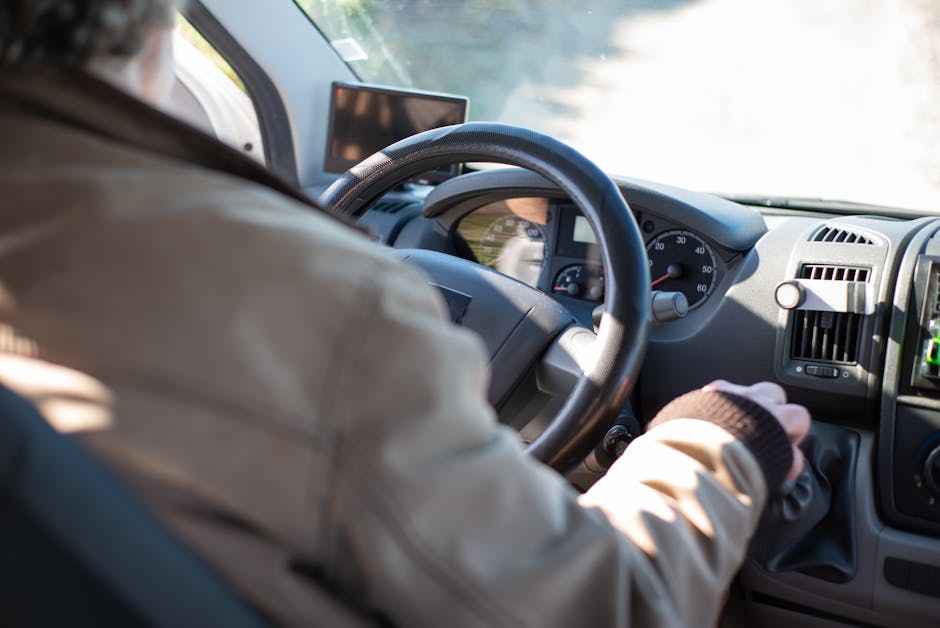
320, 122, 650, 472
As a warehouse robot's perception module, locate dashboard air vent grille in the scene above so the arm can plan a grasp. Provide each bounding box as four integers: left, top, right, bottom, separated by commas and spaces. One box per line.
812, 226, 875, 245
800, 264, 870, 282
791, 310, 862, 364
790, 264, 871, 364
371, 199, 414, 214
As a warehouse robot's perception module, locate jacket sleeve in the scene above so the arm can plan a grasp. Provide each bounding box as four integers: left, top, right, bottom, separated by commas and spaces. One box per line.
323, 259, 770, 628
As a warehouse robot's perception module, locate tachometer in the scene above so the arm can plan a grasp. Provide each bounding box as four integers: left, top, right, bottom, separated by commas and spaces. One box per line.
456, 199, 549, 288
646, 230, 717, 309
478, 215, 545, 267
471, 214, 545, 287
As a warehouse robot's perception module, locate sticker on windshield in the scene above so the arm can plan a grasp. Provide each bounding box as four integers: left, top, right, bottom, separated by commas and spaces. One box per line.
330, 38, 368, 62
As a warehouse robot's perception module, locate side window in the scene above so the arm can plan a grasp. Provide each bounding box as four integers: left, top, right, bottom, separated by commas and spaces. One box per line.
172, 16, 265, 163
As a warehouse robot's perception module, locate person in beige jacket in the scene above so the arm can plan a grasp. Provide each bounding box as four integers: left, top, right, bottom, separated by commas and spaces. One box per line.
0, 2, 809, 626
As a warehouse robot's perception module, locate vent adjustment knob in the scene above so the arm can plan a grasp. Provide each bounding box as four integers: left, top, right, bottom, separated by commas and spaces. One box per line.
775, 281, 805, 309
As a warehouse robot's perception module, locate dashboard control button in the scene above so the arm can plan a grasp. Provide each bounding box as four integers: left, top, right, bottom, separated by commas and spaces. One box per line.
920, 318, 940, 380
909, 562, 934, 595
883, 557, 940, 598
927, 339, 940, 366
884, 557, 911, 589
651, 290, 689, 323
924, 447, 940, 495
805, 364, 839, 378
775, 280, 805, 309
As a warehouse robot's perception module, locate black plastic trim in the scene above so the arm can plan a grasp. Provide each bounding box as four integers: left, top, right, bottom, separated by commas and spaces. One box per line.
879, 218, 940, 537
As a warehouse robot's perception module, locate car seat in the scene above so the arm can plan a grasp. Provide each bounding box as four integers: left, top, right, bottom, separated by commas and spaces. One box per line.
0, 383, 269, 627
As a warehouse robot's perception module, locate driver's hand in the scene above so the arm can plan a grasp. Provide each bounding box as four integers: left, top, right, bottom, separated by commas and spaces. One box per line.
703, 380, 810, 482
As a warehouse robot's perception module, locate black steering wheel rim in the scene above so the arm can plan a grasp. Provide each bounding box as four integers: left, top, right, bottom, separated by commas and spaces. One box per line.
321, 122, 650, 471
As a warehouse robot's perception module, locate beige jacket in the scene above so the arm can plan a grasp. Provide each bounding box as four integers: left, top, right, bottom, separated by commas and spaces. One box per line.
0, 69, 768, 627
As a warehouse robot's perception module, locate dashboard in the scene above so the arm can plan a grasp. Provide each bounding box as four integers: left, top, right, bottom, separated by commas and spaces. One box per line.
376, 168, 766, 330
354, 166, 940, 627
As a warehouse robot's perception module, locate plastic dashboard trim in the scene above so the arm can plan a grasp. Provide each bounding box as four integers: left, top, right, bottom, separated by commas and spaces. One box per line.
422, 167, 768, 251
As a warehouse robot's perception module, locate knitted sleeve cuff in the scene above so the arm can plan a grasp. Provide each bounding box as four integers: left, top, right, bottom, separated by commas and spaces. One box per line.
648, 389, 793, 491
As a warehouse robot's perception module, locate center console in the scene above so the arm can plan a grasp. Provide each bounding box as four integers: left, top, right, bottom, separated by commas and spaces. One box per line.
742, 216, 940, 626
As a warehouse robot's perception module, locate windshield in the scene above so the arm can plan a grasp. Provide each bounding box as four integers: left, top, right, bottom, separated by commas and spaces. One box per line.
297, 1, 939, 213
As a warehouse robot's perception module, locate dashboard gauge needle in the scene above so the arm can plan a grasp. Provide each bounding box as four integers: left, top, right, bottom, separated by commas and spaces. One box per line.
650, 273, 671, 288
650, 263, 684, 287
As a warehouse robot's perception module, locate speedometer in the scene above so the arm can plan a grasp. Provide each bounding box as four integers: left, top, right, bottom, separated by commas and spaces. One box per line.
646, 230, 717, 309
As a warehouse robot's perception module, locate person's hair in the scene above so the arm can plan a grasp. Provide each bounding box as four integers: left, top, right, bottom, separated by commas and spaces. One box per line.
0, 0, 181, 67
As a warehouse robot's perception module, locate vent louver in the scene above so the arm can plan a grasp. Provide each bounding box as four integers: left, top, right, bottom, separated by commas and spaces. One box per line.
370, 199, 415, 214
790, 264, 871, 364
800, 264, 870, 282
812, 226, 875, 245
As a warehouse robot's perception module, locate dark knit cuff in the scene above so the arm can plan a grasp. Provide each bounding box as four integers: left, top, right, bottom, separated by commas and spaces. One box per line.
648, 389, 793, 491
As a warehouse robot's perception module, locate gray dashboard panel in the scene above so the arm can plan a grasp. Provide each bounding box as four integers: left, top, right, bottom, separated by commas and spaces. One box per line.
608, 173, 768, 251
422, 168, 767, 251
640, 216, 816, 416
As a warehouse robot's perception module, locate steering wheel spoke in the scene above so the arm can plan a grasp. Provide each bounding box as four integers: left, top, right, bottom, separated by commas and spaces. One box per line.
536, 325, 598, 398
322, 122, 650, 471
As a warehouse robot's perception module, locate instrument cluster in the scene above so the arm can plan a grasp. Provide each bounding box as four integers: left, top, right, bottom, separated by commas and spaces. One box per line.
455, 197, 723, 312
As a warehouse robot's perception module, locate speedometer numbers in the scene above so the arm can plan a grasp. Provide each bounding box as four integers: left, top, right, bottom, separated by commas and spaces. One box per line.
478, 215, 545, 267
646, 230, 717, 309
455, 199, 552, 288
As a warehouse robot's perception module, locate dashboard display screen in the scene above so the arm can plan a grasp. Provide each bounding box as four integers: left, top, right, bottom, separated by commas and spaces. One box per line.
555, 205, 601, 260
573, 215, 597, 244
325, 82, 468, 180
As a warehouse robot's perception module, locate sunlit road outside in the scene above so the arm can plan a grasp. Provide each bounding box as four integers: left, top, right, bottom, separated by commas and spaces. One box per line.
493, 0, 940, 211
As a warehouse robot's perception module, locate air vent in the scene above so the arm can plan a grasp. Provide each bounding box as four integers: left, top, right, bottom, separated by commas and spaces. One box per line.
812, 226, 875, 245
790, 264, 871, 364
800, 264, 870, 282
370, 199, 415, 214
791, 310, 862, 363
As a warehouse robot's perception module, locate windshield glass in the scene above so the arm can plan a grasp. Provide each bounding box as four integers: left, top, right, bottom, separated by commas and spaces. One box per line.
297, 1, 939, 212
